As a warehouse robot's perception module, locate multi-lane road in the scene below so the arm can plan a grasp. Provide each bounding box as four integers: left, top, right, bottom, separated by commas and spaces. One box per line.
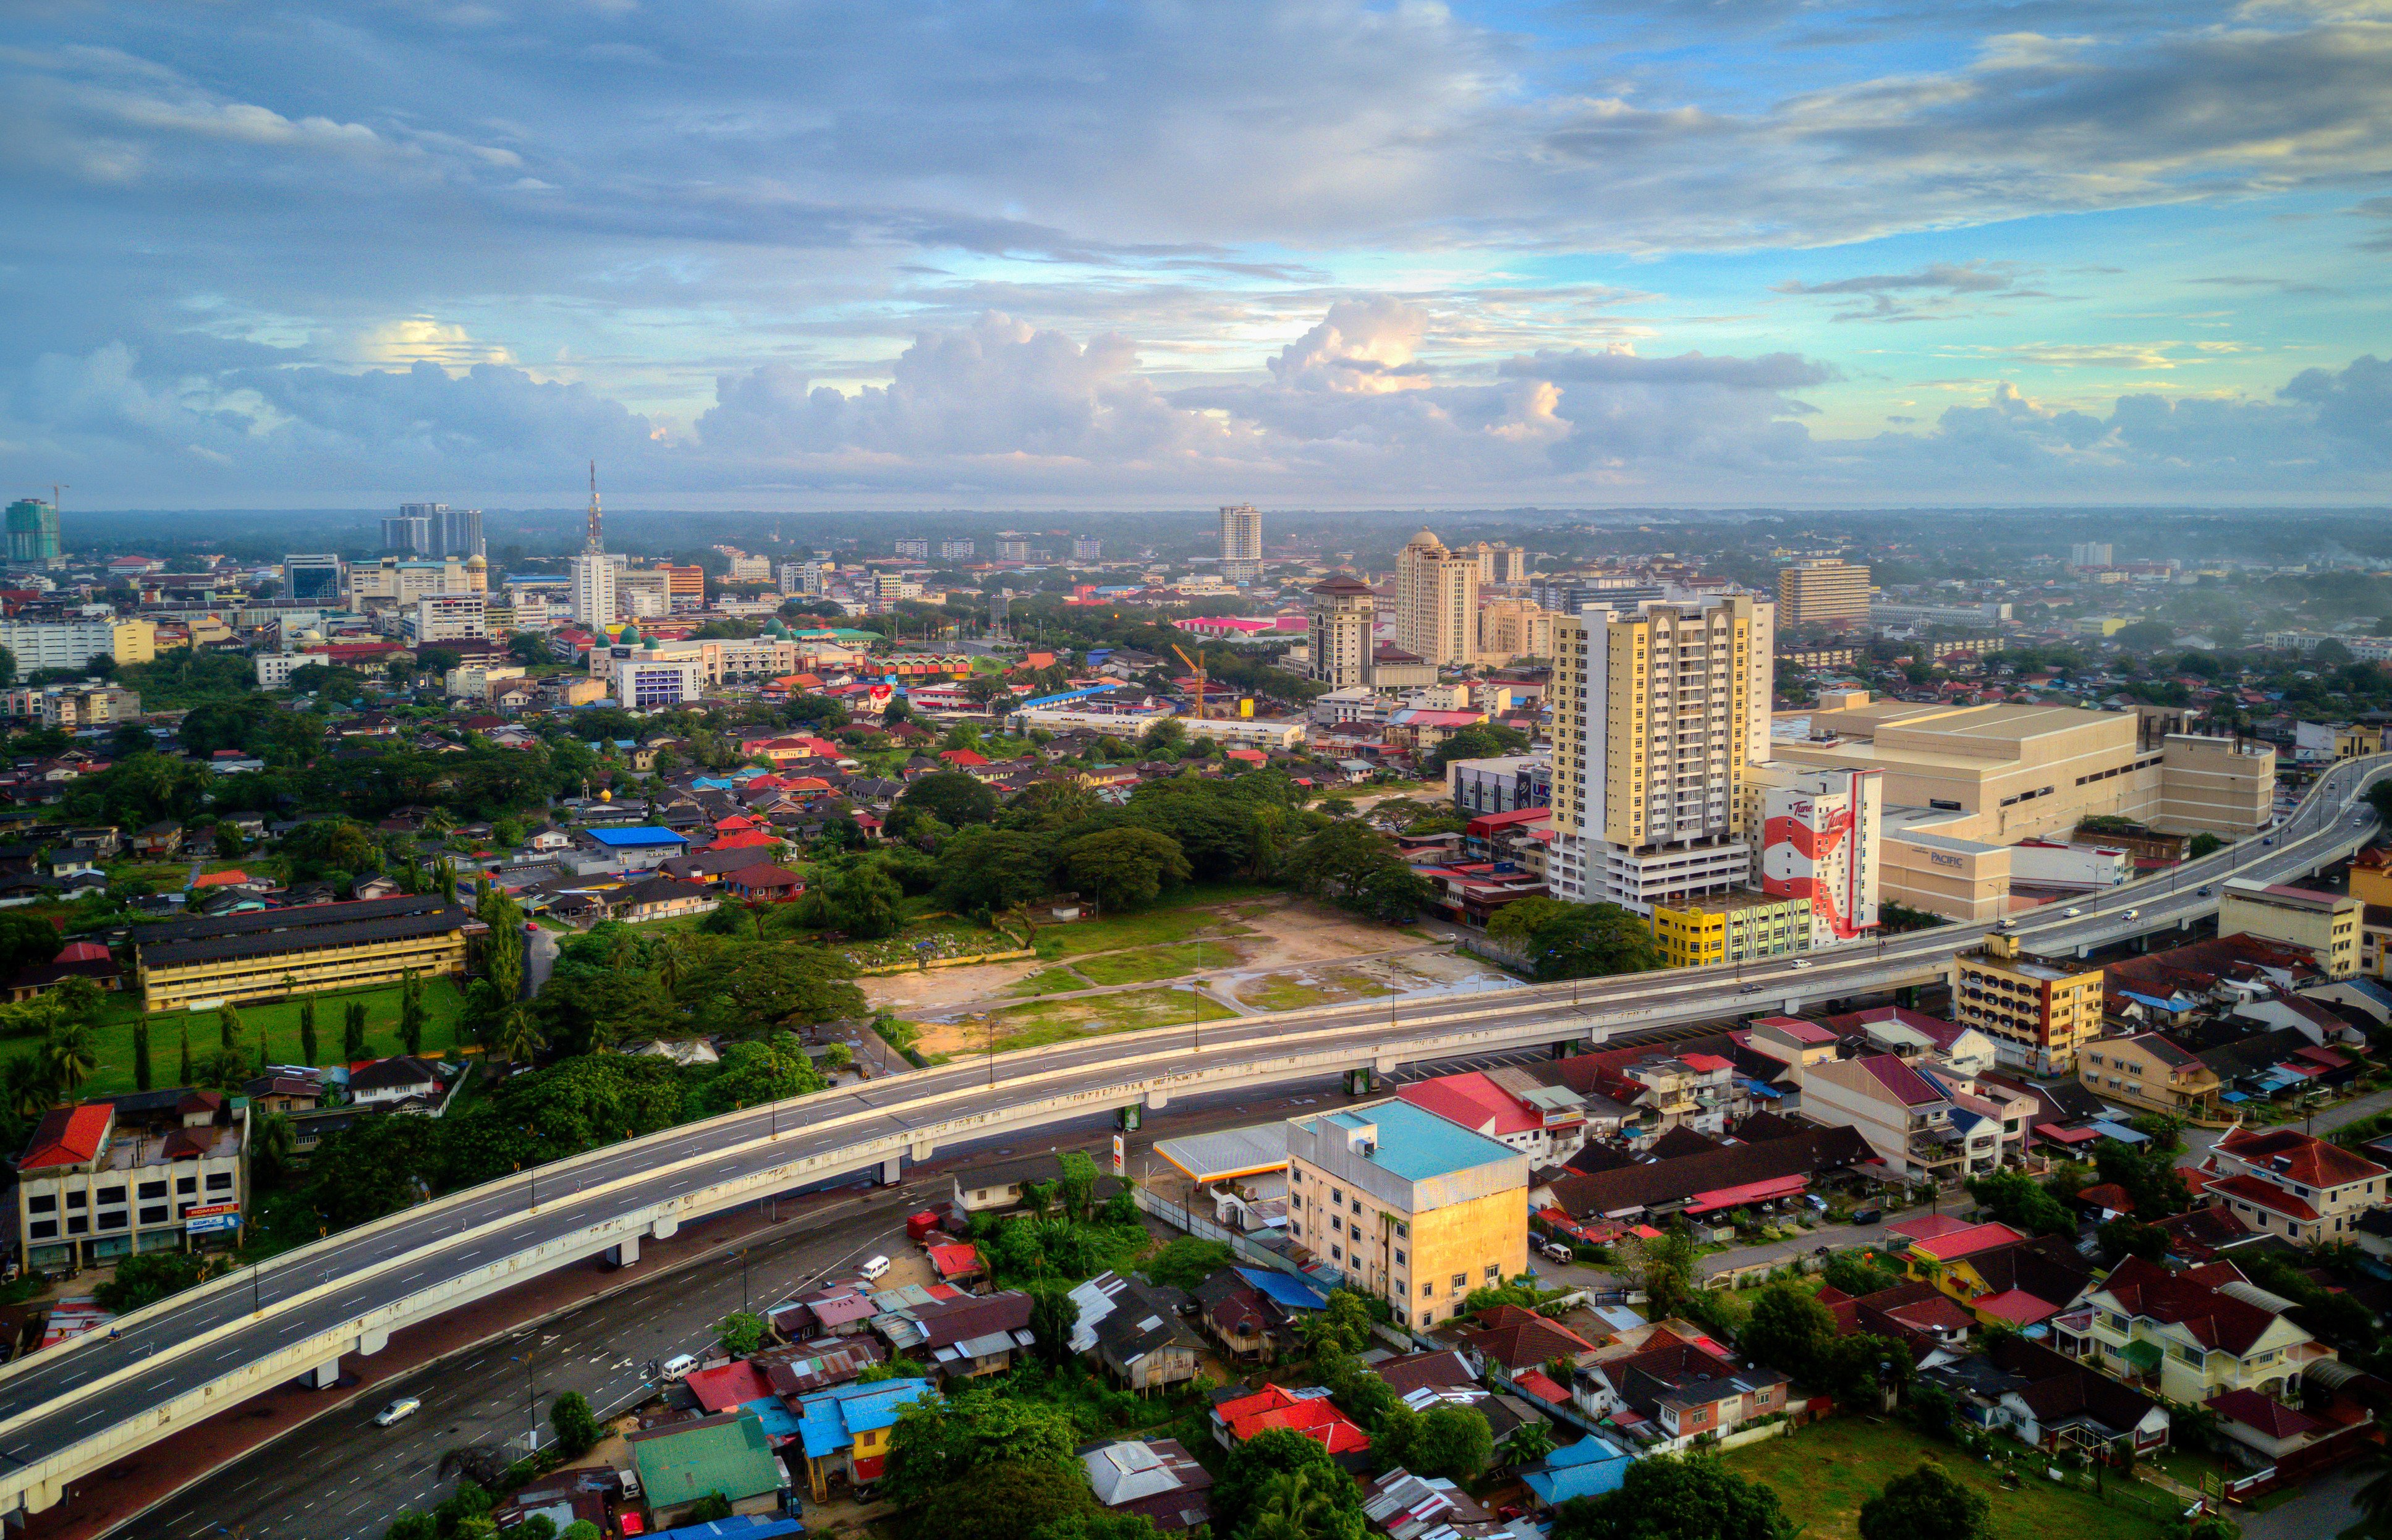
2, 753, 2385, 1526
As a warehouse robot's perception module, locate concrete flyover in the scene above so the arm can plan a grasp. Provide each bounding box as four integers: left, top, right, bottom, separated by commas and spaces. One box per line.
0, 755, 2383, 1525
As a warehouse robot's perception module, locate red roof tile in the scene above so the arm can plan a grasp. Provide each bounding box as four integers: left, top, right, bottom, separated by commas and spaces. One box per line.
20, 1104, 111, 1170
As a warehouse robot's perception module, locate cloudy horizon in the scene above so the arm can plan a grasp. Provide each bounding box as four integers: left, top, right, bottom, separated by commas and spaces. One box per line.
5, 1, 2390, 510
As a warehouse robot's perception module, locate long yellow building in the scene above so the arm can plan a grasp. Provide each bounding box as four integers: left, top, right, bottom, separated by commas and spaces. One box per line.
134, 895, 477, 1013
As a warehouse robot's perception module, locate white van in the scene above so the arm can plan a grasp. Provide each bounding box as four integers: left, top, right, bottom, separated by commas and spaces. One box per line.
859, 1254, 891, 1282
659, 1353, 698, 1382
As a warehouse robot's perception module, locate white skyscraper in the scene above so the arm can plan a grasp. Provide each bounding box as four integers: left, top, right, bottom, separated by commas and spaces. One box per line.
570, 463, 616, 626
1219, 504, 1262, 578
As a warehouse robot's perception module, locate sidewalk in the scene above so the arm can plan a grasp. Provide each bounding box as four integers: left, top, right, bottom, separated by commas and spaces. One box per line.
18, 1181, 910, 1540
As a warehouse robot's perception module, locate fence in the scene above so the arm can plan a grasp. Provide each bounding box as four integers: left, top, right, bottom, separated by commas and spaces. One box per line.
1131, 1187, 1326, 1284
1457, 936, 1534, 975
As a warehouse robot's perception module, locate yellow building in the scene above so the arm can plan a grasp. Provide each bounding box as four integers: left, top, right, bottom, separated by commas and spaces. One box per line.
2077, 1034, 2221, 1117
1950, 933, 2105, 1075
2339, 724, 2384, 759
1284, 1099, 1527, 1331
1651, 889, 1813, 968
134, 894, 476, 1013
110, 619, 156, 666
1477, 599, 1553, 667
2351, 848, 2392, 908
1778, 559, 1870, 628
2218, 879, 2361, 978
1547, 592, 1773, 912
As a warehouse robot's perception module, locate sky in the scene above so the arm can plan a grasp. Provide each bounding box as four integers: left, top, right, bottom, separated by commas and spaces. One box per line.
4, 0, 2391, 512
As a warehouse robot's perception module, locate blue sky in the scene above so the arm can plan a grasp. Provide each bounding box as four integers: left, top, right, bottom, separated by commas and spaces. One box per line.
4, 0, 2389, 509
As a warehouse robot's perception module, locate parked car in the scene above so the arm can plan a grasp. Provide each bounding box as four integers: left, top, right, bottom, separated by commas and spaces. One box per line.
1540, 1242, 1575, 1264
859, 1254, 891, 1282
374, 1397, 422, 1427
1848, 1206, 1883, 1225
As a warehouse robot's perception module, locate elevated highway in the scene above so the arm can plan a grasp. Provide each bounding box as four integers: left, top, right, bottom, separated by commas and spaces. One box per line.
0, 756, 2384, 1524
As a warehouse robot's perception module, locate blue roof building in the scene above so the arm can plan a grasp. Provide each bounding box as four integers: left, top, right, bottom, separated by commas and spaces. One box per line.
585, 826, 688, 850
792, 1376, 933, 1501
1520, 1434, 1634, 1507
1233, 1267, 1331, 1312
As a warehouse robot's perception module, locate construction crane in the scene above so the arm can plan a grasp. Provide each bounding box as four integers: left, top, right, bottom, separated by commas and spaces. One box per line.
1170, 643, 1210, 719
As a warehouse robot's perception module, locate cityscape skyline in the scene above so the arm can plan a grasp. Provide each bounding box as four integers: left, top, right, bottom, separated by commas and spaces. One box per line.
4, 1, 2388, 510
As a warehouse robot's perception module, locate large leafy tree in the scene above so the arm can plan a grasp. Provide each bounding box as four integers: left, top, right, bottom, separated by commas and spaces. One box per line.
1857, 1462, 1990, 1540
897, 770, 999, 829
933, 827, 1056, 916
1737, 1280, 1836, 1381
1549, 1456, 1798, 1540
1424, 724, 1531, 776
689, 1033, 828, 1116
685, 942, 864, 1036
1962, 1169, 2075, 1236
814, 861, 904, 939
1058, 827, 1191, 912
1211, 1428, 1366, 1540
882, 1387, 1080, 1505
1517, 901, 1663, 981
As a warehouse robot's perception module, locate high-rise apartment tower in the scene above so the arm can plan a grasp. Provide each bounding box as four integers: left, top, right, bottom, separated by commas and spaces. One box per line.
1395, 529, 1480, 669
1777, 559, 1869, 629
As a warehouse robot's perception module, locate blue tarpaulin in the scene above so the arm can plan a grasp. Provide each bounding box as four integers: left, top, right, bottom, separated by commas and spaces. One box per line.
1234, 1267, 1331, 1311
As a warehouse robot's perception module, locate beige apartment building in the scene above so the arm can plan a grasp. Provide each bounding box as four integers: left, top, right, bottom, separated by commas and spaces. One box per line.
1307, 574, 1375, 689
1477, 599, 1553, 666
2218, 880, 2361, 978
1950, 933, 2106, 1075
1284, 1099, 1528, 1331
2203, 1127, 2388, 1246
1396, 530, 1481, 669
2078, 1034, 2221, 1117
1464, 541, 1529, 585
1778, 559, 1870, 628
1775, 693, 2273, 845
1547, 591, 1773, 913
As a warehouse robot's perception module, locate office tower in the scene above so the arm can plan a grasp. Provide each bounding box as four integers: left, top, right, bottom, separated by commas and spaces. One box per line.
941, 539, 977, 561
1777, 559, 1870, 628
1547, 592, 1773, 913
431, 506, 485, 559
1219, 504, 1262, 578
780, 560, 823, 596
1465, 541, 1526, 585
6, 499, 61, 563
895, 538, 930, 561
382, 510, 434, 555
1530, 576, 1665, 616
1307, 573, 1375, 689
569, 463, 615, 625
282, 554, 343, 602
2069, 542, 2114, 568
726, 553, 772, 583
1394, 528, 1479, 669
996, 538, 1030, 561
1071, 537, 1101, 561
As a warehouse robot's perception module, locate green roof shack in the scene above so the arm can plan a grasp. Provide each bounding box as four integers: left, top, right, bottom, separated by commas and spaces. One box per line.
627, 1409, 791, 1526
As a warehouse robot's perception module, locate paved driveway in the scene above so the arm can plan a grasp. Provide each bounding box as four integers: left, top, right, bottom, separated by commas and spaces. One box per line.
2236, 1461, 2367, 1540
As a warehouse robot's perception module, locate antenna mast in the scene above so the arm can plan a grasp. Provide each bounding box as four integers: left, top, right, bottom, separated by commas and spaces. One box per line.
585, 461, 602, 551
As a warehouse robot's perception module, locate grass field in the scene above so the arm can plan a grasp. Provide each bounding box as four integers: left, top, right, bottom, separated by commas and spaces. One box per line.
1007, 966, 1091, 997
1028, 883, 1271, 960
959, 985, 1239, 1052
1072, 940, 1247, 987
1235, 970, 1395, 1012
10, 979, 473, 1098
1721, 1418, 2175, 1540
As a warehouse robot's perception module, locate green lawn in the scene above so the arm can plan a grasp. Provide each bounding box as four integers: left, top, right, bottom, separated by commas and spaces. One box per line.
1007, 966, 1092, 997
1028, 884, 1271, 959
1072, 941, 1246, 987
842, 917, 1018, 969
1235, 970, 1395, 1012
1721, 1418, 2175, 1540
31, 979, 473, 1097
980, 985, 1239, 1051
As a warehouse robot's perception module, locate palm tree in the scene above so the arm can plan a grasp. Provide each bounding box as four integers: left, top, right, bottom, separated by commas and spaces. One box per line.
1500, 1422, 1557, 1468
654, 933, 694, 997
2353, 1441, 2392, 1540
4, 1054, 54, 1120
1248, 1469, 1342, 1540
42, 1023, 96, 1098
248, 1111, 296, 1191
494, 1004, 547, 1067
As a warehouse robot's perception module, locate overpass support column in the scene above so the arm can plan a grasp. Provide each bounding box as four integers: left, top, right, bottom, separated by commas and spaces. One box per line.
907, 1139, 935, 1164
300, 1357, 342, 1390
1144, 1088, 1169, 1111
19, 1479, 60, 1515
1372, 1051, 1399, 1077
650, 1216, 679, 1243
355, 1328, 389, 1356
606, 1235, 639, 1267
880, 1156, 902, 1185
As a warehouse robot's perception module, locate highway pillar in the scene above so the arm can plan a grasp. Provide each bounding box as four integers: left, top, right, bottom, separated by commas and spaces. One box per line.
20, 1479, 59, 1515
1144, 1087, 1169, 1111
650, 1216, 679, 1242
880, 1156, 902, 1185
355, 1328, 389, 1356
300, 1357, 342, 1389
607, 1234, 639, 1267
907, 1139, 935, 1164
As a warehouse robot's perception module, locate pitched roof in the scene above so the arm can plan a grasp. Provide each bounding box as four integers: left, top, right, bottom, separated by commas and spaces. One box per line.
1455, 1304, 1597, 1372
1543, 1124, 1872, 1218
1909, 1221, 2027, 1262
2093, 1256, 2284, 1355
2218, 1125, 2390, 1187
627, 1411, 785, 1510
20, 1104, 111, 1170
2206, 1388, 2323, 1440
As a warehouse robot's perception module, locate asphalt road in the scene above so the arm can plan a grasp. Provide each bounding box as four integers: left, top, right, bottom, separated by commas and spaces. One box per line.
6, 754, 2385, 1517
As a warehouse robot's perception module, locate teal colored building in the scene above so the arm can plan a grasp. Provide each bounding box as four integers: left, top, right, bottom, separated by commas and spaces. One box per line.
6, 499, 59, 563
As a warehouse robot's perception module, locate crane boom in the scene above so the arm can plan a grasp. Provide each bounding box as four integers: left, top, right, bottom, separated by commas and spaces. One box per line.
1169, 643, 1208, 719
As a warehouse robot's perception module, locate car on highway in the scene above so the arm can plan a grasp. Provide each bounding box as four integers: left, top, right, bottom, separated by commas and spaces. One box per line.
1792, 958, 1813, 970
2122, 908, 2140, 920
1739, 981, 1763, 994
2264, 837, 2275, 846
2063, 906, 2081, 916
658, 1353, 698, 1382
2197, 886, 2212, 897
373, 1397, 421, 1428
